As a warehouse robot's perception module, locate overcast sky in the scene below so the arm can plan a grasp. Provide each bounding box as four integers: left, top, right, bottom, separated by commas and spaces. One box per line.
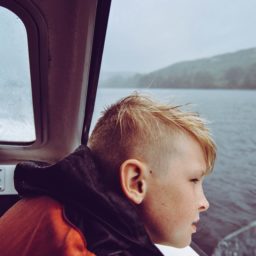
101, 0, 256, 73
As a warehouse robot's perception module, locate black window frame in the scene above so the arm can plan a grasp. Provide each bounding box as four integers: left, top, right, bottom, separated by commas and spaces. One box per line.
81, 0, 112, 144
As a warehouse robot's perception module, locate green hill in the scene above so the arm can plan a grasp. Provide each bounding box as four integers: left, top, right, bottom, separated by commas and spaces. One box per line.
100, 48, 256, 89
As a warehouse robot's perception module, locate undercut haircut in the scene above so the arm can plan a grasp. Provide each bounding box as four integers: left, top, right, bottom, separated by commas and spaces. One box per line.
88, 93, 216, 178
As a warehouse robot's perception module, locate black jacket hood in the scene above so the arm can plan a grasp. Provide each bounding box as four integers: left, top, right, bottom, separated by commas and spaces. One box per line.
14, 145, 163, 256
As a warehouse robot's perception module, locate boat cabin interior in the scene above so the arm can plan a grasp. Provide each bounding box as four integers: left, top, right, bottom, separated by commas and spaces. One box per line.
1, 0, 255, 255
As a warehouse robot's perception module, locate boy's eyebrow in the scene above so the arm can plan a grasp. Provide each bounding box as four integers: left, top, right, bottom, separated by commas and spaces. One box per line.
201, 169, 208, 177
189, 169, 206, 177
195, 169, 207, 177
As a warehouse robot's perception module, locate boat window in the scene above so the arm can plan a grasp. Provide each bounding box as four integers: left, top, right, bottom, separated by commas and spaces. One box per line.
0, 7, 35, 143
92, 0, 256, 255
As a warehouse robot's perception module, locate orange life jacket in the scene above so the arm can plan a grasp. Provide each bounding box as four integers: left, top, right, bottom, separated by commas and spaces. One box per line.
0, 196, 95, 256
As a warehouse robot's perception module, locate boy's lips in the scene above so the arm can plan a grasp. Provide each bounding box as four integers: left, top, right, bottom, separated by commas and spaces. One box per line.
192, 219, 200, 225
191, 220, 199, 233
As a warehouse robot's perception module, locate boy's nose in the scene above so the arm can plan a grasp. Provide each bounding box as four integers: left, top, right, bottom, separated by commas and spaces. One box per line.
198, 191, 210, 212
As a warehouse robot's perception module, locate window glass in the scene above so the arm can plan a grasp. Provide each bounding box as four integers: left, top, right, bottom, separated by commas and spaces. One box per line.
0, 7, 35, 142
92, 1, 256, 255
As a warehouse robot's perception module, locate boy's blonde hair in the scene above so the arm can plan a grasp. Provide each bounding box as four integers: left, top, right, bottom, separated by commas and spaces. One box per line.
88, 93, 216, 177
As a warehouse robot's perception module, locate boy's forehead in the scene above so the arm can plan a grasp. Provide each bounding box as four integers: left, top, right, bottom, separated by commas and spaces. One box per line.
132, 130, 205, 170
156, 133, 205, 168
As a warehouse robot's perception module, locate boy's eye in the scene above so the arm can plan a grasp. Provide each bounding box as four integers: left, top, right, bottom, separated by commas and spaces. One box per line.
191, 178, 199, 184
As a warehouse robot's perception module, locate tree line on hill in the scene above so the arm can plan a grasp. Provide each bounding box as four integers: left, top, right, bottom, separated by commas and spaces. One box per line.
100, 48, 256, 89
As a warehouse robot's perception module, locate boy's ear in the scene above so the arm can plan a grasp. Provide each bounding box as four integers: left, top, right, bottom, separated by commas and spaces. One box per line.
120, 159, 148, 204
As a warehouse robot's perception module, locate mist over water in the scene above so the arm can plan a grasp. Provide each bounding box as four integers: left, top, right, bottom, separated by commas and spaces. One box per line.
92, 88, 256, 255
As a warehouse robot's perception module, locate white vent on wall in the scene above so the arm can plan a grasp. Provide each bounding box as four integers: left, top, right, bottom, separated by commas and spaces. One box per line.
0, 165, 17, 195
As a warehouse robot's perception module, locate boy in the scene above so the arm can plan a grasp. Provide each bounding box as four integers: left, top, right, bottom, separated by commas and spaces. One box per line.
0, 94, 216, 255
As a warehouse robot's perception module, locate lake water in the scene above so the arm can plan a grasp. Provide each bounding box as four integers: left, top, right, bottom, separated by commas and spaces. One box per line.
92, 88, 256, 255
